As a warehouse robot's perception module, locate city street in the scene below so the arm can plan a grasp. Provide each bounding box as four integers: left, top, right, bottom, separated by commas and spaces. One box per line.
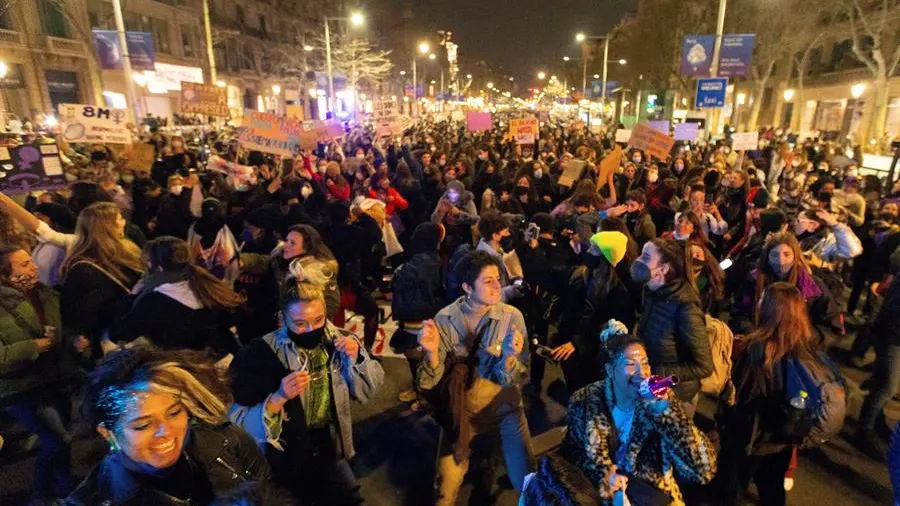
0, 339, 895, 505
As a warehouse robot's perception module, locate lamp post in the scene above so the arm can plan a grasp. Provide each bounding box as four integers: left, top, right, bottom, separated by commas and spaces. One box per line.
412, 42, 430, 118
324, 11, 364, 115
110, 0, 140, 121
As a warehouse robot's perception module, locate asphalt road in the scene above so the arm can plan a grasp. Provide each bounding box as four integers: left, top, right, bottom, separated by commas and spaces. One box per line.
0, 341, 896, 506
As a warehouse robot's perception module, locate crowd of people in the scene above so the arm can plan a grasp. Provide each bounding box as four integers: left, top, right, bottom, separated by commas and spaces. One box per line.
0, 113, 899, 506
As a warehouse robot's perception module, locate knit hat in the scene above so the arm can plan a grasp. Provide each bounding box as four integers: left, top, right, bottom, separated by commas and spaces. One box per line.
589, 231, 628, 267
530, 213, 554, 234
409, 222, 445, 255
759, 207, 787, 236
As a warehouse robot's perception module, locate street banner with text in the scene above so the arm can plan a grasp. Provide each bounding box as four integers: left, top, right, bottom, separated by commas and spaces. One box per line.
58, 103, 131, 144
0, 144, 66, 194
92, 30, 156, 71
681, 35, 715, 77
180, 82, 229, 117
629, 123, 675, 161
718, 34, 756, 78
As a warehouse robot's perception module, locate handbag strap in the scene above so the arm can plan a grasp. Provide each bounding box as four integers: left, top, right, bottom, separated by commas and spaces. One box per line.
68, 260, 131, 293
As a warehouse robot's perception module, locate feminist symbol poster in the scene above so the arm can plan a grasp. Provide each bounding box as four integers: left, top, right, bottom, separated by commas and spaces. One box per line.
0, 144, 67, 194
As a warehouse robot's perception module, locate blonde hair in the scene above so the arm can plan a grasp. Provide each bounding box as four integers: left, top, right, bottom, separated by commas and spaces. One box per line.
61, 202, 145, 285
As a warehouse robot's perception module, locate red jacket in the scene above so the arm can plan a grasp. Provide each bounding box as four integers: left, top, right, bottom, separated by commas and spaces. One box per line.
313, 172, 350, 202
369, 187, 408, 216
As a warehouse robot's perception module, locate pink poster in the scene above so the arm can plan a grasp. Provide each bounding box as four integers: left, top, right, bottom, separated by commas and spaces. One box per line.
466, 112, 493, 132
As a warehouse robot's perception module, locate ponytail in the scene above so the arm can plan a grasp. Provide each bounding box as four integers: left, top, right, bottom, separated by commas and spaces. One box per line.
186, 264, 245, 311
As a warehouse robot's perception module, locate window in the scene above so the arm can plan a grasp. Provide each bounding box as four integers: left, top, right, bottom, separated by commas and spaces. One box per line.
236, 6, 246, 26
152, 17, 170, 54
239, 43, 254, 71
45, 70, 80, 109
181, 25, 195, 57
87, 0, 115, 29
38, 0, 68, 38
259, 15, 267, 37
0, 6, 12, 29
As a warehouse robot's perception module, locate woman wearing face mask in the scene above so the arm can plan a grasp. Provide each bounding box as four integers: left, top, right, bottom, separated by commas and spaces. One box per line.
514, 176, 544, 219
60, 202, 145, 360
0, 245, 77, 504
688, 243, 725, 314
732, 233, 841, 343
164, 135, 197, 174
778, 154, 808, 218
368, 171, 408, 219
153, 174, 195, 239
664, 211, 710, 248
718, 168, 750, 249
65, 347, 270, 505
432, 180, 478, 260
562, 322, 716, 506
717, 283, 832, 506
632, 238, 712, 414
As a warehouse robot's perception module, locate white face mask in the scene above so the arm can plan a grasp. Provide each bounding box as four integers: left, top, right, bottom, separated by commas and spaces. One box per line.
534, 169, 543, 180
633, 157, 642, 164
121, 174, 135, 183
647, 172, 659, 183
301, 185, 313, 198
356, 154, 365, 160
169, 185, 183, 196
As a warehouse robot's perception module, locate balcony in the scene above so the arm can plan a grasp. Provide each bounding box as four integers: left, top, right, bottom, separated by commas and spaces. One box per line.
0, 28, 23, 45
44, 36, 86, 56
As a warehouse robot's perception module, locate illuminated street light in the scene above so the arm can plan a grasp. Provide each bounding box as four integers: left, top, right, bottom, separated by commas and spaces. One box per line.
400, 70, 407, 76
575, 33, 586, 42
428, 53, 436, 60
563, 56, 571, 62
418, 42, 430, 54
215, 80, 226, 88
349, 12, 364, 26
737, 92, 747, 105
783, 89, 795, 102
851, 82, 865, 99
537, 72, 546, 80
593, 74, 600, 79
618, 59, 627, 65
430, 80, 436, 84
303, 45, 314, 52
0, 61, 8, 79
508, 77, 514, 81
271, 84, 281, 95
466, 74, 472, 79
487, 81, 494, 89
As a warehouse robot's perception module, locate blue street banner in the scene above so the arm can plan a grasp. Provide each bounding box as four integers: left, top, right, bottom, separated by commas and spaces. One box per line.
586, 80, 618, 100
718, 34, 755, 78
696, 78, 728, 108
680, 35, 715, 77
92, 30, 156, 71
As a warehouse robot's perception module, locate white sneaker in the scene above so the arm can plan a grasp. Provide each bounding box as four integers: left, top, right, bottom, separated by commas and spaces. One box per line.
0, 434, 4, 453
783, 477, 794, 491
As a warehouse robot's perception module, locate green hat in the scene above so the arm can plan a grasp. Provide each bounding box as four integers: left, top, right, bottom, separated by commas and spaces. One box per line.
589, 231, 628, 267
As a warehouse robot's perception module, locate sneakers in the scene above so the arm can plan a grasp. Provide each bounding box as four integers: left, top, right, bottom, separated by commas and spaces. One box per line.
398, 389, 417, 403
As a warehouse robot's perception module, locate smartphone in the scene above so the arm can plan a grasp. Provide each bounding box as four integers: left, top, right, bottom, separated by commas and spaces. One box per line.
525, 223, 540, 241
513, 279, 524, 287
719, 258, 734, 270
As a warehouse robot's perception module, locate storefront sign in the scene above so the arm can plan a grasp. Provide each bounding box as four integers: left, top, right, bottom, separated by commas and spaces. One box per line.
681, 35, 715, 77
628, 123, 675, 161
180, 82, 228, 117
92, 30, 156, 71
144, 63, 203, 93
718, 34, 755, 78
696, 78, 728, 108
58, 103, 131, 144
509, 117, 539, 145
0, 144, 66, 194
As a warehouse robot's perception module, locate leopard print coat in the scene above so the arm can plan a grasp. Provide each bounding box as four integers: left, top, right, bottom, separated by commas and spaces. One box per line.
561, 379, 717, 506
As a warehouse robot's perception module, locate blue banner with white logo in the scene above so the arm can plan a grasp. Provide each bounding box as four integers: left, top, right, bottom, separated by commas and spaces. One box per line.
718, 34, 755, 78
681, 35, 714, 77
92, 30, 156, 71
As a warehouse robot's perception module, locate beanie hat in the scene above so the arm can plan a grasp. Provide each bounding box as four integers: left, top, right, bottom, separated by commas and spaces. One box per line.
589, 231, 628, 267
530, 213, 554, 234
409, 222, 445, 255
759, 207, 787, 236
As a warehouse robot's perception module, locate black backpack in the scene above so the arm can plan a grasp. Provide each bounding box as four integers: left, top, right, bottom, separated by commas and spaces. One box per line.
391, 257, 440, 323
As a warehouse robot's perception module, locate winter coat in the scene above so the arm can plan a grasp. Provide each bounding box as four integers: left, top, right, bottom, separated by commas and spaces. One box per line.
368, 187, 408, 216
391, 251, 443, 323
0, 284, 69, 405
63, 422, 270, 506
562, 379, 716, 506
228, 323, 383, 487
637, 280, 712, 401
60, 261, 141, 347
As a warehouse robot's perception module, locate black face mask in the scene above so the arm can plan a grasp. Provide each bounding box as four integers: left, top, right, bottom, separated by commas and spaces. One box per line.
286, 325, 326, 349
91, 151, 108, 162
500, 236, 515, 252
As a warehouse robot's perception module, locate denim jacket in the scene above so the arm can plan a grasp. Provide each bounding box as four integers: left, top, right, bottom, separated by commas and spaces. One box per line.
228, 321, 383, 460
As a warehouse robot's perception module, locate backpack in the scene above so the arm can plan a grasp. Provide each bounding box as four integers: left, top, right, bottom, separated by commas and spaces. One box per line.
391, 256, 440, 323
777, 353, 847, 447
445, 243, 474, 303
700, 315, 734, 397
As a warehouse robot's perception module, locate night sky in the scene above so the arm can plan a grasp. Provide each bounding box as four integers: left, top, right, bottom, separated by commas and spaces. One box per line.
389, 0, 639, 85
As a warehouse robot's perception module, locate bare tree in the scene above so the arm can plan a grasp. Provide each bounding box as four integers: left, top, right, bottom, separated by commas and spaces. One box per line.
790, 32, 826, 131
844, 0, 900, 143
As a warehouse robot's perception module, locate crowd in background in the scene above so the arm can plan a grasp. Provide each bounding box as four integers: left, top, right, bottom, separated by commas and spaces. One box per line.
0, 113, 899, 506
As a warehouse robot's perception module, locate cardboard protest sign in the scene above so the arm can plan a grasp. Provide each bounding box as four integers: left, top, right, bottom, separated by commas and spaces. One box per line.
648, 120, 670, 134
598, 145, 623, 186
180, 82, 228, 117
298, 119, 344, 150
466, 112, 492, 132
0, 144, 67, 194
240, 112, 303, 156
557, 158, 587, 188
509, 117, 539, 145
373, 99, 402, 137
126, 143, 156, 171
628, 123, 675, 161
731, 131, 759, 151
58, 103, 131, 144
674, 122, 699, 141
615, 129, 632, 143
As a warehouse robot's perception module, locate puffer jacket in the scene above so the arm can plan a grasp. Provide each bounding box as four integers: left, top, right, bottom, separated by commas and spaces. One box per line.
63, 422, 270, 506
0, 283, 67, 405
637, 280, 712, 401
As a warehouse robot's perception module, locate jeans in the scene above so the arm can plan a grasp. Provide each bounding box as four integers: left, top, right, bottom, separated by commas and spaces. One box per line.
859, 344, 900, 430
435, 378, 534, 506
4, 394, 74, 499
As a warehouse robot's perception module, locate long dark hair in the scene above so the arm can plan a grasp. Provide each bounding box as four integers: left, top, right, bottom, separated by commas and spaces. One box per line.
144, 236, 244, 311
286, 224, 336, 264
744, 282, 817, 375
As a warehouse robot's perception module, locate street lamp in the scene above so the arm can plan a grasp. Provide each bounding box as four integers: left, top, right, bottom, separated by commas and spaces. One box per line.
737, 92, 746, 105
418, 42, 430, 54
783, 89, 795, 102
400, 70, 407, 76
466, 74, 472, 79
563, 56, 571, 62
486, 81, 494, 89
593, 74, 600, 79
851, 83, 865, 99
537, 71, 546, 80
428, 53, 436, 60
575, 33, 586, 42
325, 11, 365, 114
574, 32, 610, 107
271, 84, 281, 95
411, 42, 432, 118
303, 45, 314, 52
618, 59, 627, 65
0, 61, 7, 79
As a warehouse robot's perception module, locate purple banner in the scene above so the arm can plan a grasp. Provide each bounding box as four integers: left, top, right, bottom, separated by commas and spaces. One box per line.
718, 34, 755, 78
680, 35, 714, 77
92, 30, 156, 71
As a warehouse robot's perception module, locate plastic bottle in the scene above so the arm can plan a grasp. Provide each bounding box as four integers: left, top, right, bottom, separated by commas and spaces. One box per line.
531, 339, 559, 364
789, 390, 809, 410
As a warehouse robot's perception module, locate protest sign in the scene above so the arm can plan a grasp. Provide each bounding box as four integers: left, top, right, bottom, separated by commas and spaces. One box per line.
180, 82, 228, 117
240, 112, 302, 156
674, 122, 700, 141
648, 120, 670, 134
298, 119, 344, 150
126, 143, 156, 171
58, 103, 131, 144
597, 146, 623, 186
509, 117, 539, 145
0, 144, 66, 194
628, 123, 675, 161
373, 99, 402, 136
731, 131, 759, 151
466, 112, 492, 132
557, 158, 587, 188
615, 129, 632, 144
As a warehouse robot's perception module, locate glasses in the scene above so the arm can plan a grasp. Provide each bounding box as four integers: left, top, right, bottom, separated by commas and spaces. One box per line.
297, 349, 340, 382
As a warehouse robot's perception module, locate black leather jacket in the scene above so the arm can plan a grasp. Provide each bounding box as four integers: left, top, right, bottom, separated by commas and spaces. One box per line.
637, 280, 712, 401
64, 422, 270, 506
